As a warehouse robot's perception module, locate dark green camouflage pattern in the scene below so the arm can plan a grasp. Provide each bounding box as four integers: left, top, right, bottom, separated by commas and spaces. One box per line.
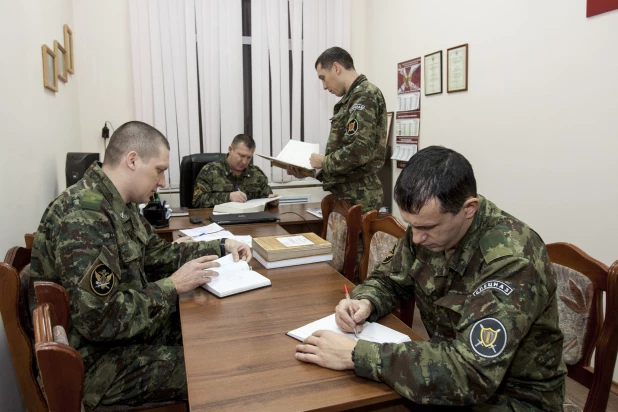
319, 74, 387, 213
352, 196, 566, 410
31, 163, 221, 408
192, 155, 272, 208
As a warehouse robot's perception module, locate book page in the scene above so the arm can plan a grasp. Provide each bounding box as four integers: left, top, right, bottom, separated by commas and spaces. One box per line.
202, 254, 271, 297
180, 223, 225, 238
276, 140, 319, 170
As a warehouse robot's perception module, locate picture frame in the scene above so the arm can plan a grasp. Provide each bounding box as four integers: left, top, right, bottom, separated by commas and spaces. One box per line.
54, 40, 68, 83
64, 24, 74, 74
41, 45, 58, 92
386, 112, 394, 145
424, 50, 442, 95
447, 43, 468, 93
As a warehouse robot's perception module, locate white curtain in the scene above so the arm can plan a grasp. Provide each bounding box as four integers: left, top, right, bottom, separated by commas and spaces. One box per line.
129, 0, 201, 188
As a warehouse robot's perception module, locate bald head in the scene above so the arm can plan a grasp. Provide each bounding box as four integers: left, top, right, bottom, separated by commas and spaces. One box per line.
104, 121, 170, 168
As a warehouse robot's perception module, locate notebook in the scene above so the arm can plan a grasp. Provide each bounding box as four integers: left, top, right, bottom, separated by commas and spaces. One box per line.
202, 254, 271, 298
209, 211, 278, 225
287, 314, 411, 344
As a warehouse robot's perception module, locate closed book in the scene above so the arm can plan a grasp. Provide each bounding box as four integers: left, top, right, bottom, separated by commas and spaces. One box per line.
252, 233, 332, 262
201, 255, 271, 298
213, 197, 281, 214
254, 252, 332, 269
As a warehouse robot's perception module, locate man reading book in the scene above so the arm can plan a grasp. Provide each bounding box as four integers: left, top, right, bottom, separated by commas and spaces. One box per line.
31, 121, 252, 409
295, 146, 566, 410
192, 134, 279, 208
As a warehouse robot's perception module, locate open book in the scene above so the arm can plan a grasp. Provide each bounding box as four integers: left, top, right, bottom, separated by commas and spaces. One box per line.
213, 197, 281, 214
287, 314, 411, 344
256, 140, 320, 178
202, 254, 271, 298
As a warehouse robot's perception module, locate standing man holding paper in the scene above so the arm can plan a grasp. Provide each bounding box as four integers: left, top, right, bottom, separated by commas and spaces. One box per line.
295, 146, 566, 410
288, 47, 387, 213
193, 134, 279, 208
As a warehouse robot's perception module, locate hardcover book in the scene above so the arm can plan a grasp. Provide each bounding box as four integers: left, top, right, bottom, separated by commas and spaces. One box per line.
252, 233, 332, 262
201, 254, 271, 298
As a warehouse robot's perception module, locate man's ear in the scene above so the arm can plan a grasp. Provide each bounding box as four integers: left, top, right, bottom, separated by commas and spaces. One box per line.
463, 197, 479, 219
332, 62, 342, 75
228, 145, 234, 154
127, 151, 138, 170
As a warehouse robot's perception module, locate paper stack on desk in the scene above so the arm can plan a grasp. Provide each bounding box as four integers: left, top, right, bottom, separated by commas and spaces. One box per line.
287, 314, 411, 343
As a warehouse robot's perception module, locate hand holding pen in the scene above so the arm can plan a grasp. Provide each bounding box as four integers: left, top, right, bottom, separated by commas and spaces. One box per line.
335, 291, 373, 336
229, 185, 247, 203
344, 284, 359, 338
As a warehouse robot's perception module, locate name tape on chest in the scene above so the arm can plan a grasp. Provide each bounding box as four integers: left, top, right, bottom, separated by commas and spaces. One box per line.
473, 280, 513, 296
469, 317, 507, 358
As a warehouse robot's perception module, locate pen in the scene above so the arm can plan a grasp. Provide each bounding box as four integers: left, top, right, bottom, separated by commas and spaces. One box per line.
344, 284, 359, 338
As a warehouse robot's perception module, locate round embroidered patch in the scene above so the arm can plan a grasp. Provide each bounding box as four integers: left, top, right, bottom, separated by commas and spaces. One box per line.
90, 264, 115, 296
469, 317, 507, 358
345, 119, 359, 136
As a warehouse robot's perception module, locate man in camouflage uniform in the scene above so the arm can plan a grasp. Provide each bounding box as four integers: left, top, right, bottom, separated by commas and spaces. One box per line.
192, 134, 278, 208
288, 47, 387, 213
295, 146, 566, 411
31, 121, 252, 409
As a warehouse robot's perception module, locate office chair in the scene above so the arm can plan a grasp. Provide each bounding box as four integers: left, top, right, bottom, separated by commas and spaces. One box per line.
179, 153, 225, 208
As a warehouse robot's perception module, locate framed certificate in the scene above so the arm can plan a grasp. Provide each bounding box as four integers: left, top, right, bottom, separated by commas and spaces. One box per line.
447, 43, 468, 93
424, 51, 442, 95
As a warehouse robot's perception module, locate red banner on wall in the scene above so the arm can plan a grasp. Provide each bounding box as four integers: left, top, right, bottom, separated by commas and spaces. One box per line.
587, 0, 618, 17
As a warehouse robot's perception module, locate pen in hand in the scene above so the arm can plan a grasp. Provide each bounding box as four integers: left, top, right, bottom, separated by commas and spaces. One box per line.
344, 284, 359, 338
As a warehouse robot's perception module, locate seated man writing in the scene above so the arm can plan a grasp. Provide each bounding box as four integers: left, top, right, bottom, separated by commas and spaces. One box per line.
295, 146, 566, 411
31, 121, 251, 409
192, 134, 279, 208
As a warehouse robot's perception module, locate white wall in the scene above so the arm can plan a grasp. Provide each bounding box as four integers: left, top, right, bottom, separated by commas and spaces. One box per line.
351, 0, 618, 380
0, 1, 134, 409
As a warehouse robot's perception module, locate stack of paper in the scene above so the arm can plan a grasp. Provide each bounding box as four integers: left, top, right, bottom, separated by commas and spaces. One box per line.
287, 314, 411, 343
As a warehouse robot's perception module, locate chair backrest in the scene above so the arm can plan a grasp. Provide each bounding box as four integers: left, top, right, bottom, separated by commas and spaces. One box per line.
320, 194, 362, 281
546, 242, 618, 412
179, 153, 225, 208
359, 210, 415, 327
33, 302, 84, 412
0, 245, 48, 412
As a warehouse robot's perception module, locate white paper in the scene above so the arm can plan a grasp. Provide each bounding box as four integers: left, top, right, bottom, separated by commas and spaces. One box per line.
276, 235, 315, 247
202, 254, 271, 298
305, 208, 323, 218
233, 235, 253, 247
397, 92, 420, 111
276, 140, 319, 170
180, 223, 225, 238
287, 314, 411, 344
192, 230, 234, 242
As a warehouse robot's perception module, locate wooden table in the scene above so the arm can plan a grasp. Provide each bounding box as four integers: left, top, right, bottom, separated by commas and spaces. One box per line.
179, 224, 420, 411
157, 203, 323, 242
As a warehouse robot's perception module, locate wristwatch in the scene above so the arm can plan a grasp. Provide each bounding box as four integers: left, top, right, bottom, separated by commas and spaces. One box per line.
219, 238, 227, 256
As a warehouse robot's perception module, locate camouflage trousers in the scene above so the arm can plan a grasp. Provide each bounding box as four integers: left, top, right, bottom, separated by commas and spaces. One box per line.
330, 180, 383, 214
83, 310, 187, 409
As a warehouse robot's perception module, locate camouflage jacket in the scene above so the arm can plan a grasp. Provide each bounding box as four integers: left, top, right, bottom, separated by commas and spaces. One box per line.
31, 163, 221, 362
192, 155, 272, 208
352, 196, 567, 411
319, 75, 387, 203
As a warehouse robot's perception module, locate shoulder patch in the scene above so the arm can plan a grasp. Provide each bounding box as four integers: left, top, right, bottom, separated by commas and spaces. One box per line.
480, 231, 513, 264
469, 317, 507, 358
473, 280, 513, 296
349, 103, 365, 113
81, 190, 103, 211
345, 119, 359, 136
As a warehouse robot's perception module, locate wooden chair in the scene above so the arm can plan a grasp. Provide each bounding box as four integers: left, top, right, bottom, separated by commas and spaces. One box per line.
547, 242, 618, 412
359, 210, 416, 328
320, 194, 362, 281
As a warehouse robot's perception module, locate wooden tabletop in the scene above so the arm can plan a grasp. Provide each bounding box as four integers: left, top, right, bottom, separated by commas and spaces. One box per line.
179, 224, 420, 411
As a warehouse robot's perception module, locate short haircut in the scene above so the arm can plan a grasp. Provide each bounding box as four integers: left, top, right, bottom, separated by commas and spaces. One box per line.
394, 146, 477, 215
104, 121, 170, 167
315, 47, 355, 71
231, 134, 256, 150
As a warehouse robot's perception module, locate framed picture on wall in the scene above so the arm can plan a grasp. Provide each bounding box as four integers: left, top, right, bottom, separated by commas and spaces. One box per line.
41, 45, 58, 92
54, 40, 68, 83
64, 24, 74, 74
424, 50, 442, 95
447, 43, 468, 93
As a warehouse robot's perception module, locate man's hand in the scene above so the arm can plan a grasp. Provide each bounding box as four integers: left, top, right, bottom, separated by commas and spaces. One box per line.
335, 298, 373, 333
230, 190, 247, 203
173, 236, 193, 244
224, 238, 252, 262
267, 193, 279, 207
309, 153, 324, 169
169, 255, 220, 294
295, 330, 356, 370
286, 165, 305, 178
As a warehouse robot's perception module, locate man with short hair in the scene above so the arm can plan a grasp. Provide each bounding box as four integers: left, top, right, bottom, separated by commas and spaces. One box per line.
289, 47, 387, 213
31, 121, 251, 409
295, 146, 566, 411
192, 134, 278, 208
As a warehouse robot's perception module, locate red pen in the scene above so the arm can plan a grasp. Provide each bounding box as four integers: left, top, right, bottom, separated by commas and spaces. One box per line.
344, 284, 359, 337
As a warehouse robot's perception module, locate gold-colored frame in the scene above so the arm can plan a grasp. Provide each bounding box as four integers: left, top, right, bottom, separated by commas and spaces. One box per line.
64, 24, 74, 74
42, 45, 58, 92
54, 40, 68, 83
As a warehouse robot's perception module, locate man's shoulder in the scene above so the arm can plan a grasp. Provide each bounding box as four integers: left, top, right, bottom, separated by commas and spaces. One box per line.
246, 164, 268, 180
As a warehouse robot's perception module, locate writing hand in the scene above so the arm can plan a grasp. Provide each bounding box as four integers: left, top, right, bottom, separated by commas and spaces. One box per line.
335, 298, 372, 333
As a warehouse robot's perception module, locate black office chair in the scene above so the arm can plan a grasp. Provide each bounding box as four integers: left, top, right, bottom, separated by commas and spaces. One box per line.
179, 153, 225, 208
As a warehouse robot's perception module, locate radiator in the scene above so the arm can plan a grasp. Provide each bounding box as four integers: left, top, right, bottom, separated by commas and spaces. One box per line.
278, 194, 311, 204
